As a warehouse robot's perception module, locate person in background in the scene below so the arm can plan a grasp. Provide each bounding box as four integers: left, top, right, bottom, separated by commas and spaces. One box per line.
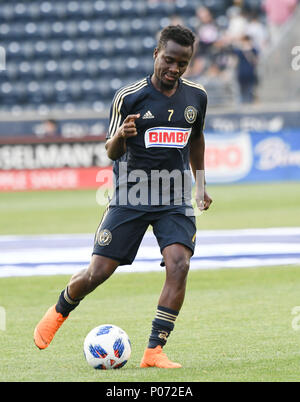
42, 119, 60, 138
232, 35, 259, 103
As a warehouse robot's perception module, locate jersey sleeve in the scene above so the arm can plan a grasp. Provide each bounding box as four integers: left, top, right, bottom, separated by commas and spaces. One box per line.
192, 89, 207, 137
106, 91, 128, 140
200, 89, 207, 132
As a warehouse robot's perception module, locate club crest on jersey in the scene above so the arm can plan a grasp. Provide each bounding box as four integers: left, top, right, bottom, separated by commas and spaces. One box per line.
145, 127, 191, 148
184, 106, 197, 124
97, 229, 112, 246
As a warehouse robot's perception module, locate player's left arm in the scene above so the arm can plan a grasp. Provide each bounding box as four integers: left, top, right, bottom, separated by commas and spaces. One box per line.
189, 130, 212, 211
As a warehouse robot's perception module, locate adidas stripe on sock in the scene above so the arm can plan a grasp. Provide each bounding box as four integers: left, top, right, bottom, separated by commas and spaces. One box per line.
148, 305, 179, 348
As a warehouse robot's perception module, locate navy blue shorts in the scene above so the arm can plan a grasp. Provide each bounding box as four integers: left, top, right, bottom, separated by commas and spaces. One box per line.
92, 206, 196, 266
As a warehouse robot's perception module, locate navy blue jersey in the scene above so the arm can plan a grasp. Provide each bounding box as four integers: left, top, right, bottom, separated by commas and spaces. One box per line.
107, 75, 207, 211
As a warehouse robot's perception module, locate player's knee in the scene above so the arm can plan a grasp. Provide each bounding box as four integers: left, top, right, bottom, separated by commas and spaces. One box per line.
167, 255, 190, 282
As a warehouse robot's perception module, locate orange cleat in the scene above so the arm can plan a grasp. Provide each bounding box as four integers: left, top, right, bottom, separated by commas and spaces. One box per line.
140, 345, 182, 368
34, 305, 68, 350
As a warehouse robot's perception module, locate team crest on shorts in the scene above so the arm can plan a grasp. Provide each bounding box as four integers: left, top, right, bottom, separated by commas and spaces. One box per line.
184, 106, 197, 124
97, 229, 112, 246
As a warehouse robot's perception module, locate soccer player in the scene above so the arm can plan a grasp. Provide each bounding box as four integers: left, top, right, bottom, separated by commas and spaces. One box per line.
34, 25, 212, 368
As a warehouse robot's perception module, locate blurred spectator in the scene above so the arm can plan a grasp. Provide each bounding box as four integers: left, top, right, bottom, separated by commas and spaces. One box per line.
187, 6, 220, 79
246, 11, 268, 51
232, 35, 259, 103
41, 119, 60, 138
185, 55, 207, 78
169, 15, 184, 26
263, 0, 298, 44
184, 1, 272, 105
195, 7, 219, 56
225, 6, 249, 44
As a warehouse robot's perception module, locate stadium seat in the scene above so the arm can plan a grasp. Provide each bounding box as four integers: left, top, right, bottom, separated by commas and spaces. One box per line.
85, 59, 99, 78
48, 40, 63, 58
66, 1, 82, 19
68, 80, 83, 100
117, 18, 133, 37
14, 3, 28, 20
140, 57, 155, 75
22, 41, 36, 60
119, 0, 135, 16
40, 81, 56, 102
113, 37, 128, 55
93, 0, 109, 17
61, 39, 76, 56
147, 1, 176, 17
98, 58, 112, 75
74, 39, 89, 57
96, 79, 112, 97
107, 1, 122, 18
57, 59, 73, 79
27, 3, 42, 21
87, 38, 103, 56
39, 1, 55, 20
77, 20, 93, 37
5, 61, 19, 80
52, 2, 68, 20
32, 61, 47, 79
111, 58, 128, 77
79, 1, 95, 18
102, 38, 115, 56
92, 100, 106, 112
34, 40, 49, 58
37, 22, 52, 39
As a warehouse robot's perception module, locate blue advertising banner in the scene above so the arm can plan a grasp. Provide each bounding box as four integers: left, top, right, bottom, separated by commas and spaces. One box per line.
205, 130, 300, 183
248, 130, 300, 182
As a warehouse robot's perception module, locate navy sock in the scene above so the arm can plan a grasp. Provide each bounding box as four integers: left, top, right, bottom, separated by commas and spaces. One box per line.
148, 305, 179, 348
55, 288, 82, 317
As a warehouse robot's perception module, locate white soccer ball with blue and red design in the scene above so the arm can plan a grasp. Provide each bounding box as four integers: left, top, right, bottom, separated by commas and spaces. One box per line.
83, 324, 131, 370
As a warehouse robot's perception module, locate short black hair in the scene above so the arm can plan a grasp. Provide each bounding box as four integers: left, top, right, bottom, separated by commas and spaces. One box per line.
157, 25, 195, 51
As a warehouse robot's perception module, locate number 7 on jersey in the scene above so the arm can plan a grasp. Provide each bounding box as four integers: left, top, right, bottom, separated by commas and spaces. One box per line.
168, 109, 174, 121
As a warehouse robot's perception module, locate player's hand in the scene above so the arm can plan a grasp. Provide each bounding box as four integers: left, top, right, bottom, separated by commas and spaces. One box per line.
195, 189, 213, 211
119, 114, 140, 139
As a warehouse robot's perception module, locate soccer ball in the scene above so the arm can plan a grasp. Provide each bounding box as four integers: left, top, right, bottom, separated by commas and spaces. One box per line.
83, 324, 131, 370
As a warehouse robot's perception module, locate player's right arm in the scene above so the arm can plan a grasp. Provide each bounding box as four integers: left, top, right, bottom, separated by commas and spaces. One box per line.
105, 114, 140, 160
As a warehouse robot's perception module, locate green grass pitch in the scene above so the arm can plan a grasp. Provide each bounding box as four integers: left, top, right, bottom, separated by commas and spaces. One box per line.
0, 181, 300, 382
